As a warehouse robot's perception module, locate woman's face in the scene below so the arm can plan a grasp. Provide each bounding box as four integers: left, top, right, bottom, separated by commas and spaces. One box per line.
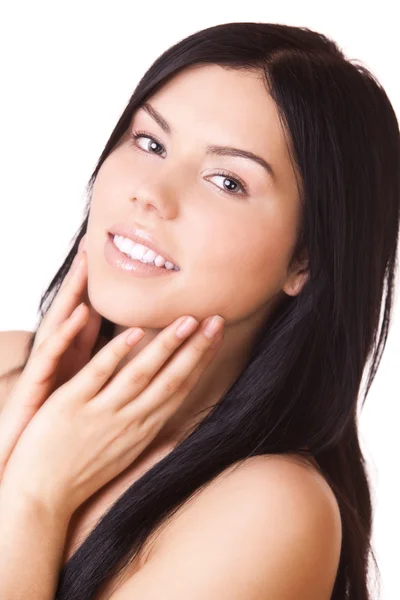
86, 64, 307, 338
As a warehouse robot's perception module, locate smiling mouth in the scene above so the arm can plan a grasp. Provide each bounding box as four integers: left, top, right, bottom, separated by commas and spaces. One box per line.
108, 233, 180, 271
107, 223, 180, 269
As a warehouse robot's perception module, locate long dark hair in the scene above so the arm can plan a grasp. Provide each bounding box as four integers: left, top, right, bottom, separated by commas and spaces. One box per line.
6, 22, 400, 599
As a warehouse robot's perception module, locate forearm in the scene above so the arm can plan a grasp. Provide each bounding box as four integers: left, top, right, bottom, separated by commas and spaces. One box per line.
0, 482, 70, 600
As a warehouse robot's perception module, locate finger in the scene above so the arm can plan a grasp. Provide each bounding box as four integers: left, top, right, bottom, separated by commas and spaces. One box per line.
64, 239, 101, 352
57, 234, 86, 290
62, 326, 146, 402
0, 300, 90, 478
34, 251, 88, 347
146, 334, 224, 433
50, 251, 88, 316
73, 293, 102, 353
91, 316, 200, 411
9, 303, 90, 411
55, 245, 85, 294
102, 316, 223, 412
61, 315, 198, 406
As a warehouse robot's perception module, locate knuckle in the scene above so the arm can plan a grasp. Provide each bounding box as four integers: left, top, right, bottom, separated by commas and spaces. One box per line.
162, 375, 183, 395
46, 387, 68, 411
35, 335, 52, 355
175, 376, 192, 395
137, 413, 161, 440
189, 363, 208, 387
160, 335, 179, 353
121, 410, 149, 440
192, 338, 209, 354
126, 407, 147, 432
70, 289, 83, 305
91, 361, 110, 381
108, 344, 126, 363
127, 369, 151, 388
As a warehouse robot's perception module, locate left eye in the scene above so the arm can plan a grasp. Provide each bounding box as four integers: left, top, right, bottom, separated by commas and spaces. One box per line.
207, 173, 247, 196
129, 130, 249, 197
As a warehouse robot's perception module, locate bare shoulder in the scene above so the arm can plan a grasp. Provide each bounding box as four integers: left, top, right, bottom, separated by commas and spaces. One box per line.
161, 453, 342, 546
179, 454, 342, 558
0, 330, 34, 408
115, 454, 342, 600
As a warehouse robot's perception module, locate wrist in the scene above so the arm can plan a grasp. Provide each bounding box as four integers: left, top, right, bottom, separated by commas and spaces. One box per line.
0, 470, 73, 526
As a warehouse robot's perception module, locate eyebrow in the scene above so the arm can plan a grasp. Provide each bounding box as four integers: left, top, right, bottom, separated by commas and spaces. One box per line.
140, 102, 276, 181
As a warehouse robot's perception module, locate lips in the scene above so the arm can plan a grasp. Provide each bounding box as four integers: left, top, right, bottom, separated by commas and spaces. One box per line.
107, 223, 179, 267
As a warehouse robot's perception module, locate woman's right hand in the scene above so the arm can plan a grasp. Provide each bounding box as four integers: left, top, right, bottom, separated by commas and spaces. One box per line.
0, 235, 102, 480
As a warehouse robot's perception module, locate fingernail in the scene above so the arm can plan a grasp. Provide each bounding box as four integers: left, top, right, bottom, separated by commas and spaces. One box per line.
70, 302, 85, 320
126, 328, 145, 346
176, 316, 199, 339
203, 316, 224, 339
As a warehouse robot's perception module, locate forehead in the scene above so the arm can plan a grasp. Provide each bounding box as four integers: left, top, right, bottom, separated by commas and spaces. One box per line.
136, 64, 294, 184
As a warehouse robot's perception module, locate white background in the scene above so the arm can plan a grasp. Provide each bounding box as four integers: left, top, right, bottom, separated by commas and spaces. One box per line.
0, 2, 398, 598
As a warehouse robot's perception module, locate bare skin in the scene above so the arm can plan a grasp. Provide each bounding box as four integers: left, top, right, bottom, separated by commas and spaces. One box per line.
86, 63, 308, 455
66, 64, 311, 590
0, 64, 327, 600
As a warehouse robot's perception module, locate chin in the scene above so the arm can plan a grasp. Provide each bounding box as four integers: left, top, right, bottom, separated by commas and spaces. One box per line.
86, 279, 184, 331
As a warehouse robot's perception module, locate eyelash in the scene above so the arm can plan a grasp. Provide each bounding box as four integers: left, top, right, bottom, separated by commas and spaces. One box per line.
129, 129, 249, 198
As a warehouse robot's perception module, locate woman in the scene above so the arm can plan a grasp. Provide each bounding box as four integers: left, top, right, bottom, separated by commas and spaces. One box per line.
0, 21, 398, 600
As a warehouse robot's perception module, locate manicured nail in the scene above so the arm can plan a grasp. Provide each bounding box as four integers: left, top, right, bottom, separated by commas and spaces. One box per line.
126, 328, 145, 346
176, 316, 199, 339
70, 303, 85, 321
203, 316, 224, 339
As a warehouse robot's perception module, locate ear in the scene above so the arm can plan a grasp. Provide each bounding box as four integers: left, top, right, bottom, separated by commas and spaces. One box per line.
282, 252, 309, 297
282, 270, 309, 297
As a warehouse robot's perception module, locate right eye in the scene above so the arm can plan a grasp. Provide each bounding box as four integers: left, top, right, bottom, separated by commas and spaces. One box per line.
129, 130, 166, 157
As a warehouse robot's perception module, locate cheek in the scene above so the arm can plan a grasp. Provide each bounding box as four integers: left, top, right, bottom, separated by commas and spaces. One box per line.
87, 158, 131, 232
90, 150, 131, 204
186, 212, 294, 322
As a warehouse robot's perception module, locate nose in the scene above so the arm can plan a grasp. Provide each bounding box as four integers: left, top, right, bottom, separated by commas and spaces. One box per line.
129, 190, 179, 219
129, 163, 185, 218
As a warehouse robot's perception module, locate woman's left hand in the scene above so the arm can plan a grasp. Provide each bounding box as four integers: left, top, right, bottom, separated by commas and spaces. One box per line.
0, 312, 224, 517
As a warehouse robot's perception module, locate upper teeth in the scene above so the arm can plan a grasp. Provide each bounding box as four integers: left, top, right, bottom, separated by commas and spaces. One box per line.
112, 235, 179, 270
